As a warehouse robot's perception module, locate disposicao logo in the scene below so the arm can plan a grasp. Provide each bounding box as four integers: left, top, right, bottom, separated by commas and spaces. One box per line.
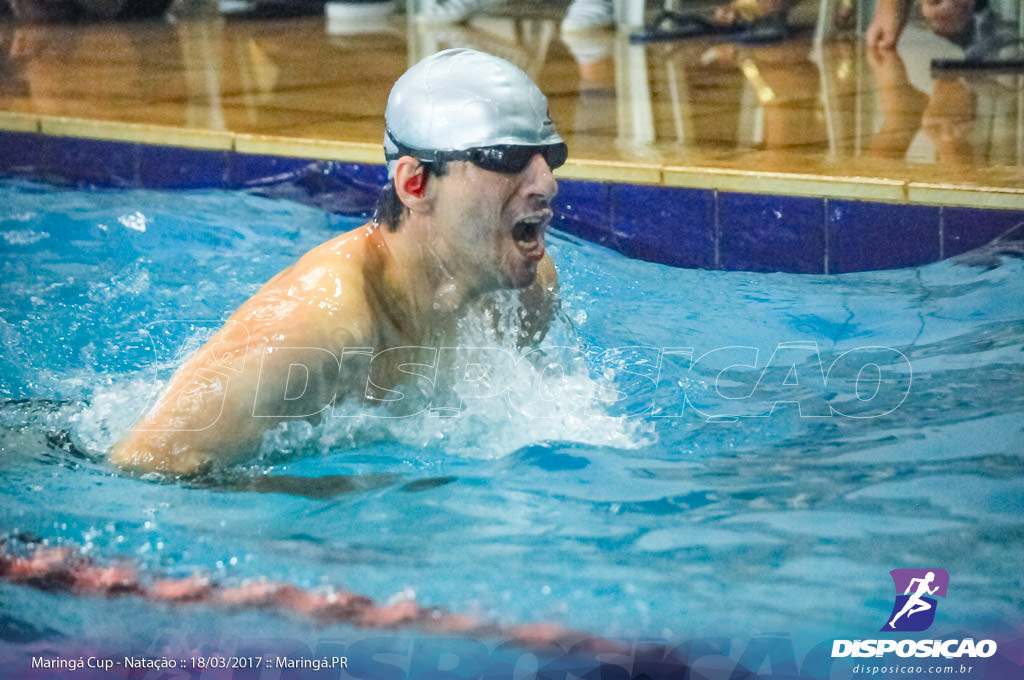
831, 568, 998, 660
882, 568, 949, 632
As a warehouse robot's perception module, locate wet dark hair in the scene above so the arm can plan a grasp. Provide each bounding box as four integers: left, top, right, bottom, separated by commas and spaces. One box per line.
373, 159, 449, 232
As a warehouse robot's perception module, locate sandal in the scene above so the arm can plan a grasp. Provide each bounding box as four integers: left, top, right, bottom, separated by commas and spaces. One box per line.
629, 5, 790, 45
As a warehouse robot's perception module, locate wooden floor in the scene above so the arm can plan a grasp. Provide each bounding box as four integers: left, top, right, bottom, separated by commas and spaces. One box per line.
0, 1, 1022, 205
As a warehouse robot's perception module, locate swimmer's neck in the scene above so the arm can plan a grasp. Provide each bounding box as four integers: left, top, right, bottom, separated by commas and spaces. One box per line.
369, 218, 492, 337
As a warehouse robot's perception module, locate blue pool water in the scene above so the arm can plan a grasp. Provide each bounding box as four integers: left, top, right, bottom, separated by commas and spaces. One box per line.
1, 179, 1022, 666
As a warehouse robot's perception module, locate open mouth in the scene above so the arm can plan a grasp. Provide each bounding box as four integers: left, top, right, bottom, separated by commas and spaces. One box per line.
512, 214, 549, 256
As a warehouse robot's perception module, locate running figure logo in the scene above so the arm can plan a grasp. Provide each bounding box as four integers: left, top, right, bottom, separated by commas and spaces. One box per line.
882, 569, 950, 632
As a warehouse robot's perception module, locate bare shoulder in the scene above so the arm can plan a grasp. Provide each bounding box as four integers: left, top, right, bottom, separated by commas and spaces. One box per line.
109, 225, 378, 475
234, 224, 377, 350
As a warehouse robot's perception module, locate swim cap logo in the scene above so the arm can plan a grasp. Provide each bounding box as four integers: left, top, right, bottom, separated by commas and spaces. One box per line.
882, 569, 949, 632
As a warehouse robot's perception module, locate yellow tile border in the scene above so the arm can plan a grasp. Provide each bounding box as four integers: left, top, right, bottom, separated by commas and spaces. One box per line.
908, 183, 1024, 211
39, 116, 234, 151
0, 112, 40, 133
234, 134, 382, 164
556, 159, 663, 185
663, 166, 908, 202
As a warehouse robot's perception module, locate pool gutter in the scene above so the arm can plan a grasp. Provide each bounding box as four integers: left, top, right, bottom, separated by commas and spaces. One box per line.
2, 113, 1023, 274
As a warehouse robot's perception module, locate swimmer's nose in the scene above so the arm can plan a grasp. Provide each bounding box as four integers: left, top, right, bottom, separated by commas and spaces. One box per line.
522, 152, 558, 203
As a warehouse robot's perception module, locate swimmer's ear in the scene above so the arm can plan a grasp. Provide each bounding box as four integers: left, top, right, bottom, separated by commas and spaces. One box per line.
393, 156, 431, 214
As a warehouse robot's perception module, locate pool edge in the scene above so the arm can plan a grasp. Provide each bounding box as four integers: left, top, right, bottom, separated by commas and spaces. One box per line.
2, 115, 1024, 273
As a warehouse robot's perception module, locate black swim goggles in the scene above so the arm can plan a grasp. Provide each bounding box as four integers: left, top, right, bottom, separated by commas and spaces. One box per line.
386, 132, 568, 174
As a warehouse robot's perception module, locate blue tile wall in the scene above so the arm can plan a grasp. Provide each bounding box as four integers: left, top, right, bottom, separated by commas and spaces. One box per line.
943, 205, 1024, 257
325, 160, 388, 196
0, 131, 51, 178
228, 152, 317, 189
301, 161, 388, 218
827, 199, 941, 273
3, 129, 1020, 273
45, 136, 137, 188
611, 184, 715, 269
718, 191, 826, 274
552, 179, 614, 249
137, 145, 231, 189
229, 156, 384, 219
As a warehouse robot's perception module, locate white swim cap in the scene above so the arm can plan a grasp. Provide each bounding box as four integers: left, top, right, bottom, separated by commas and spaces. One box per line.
384, 48, 565, 177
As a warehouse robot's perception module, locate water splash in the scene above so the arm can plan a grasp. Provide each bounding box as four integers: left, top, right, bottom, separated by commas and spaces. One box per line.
258, 290, 652, 464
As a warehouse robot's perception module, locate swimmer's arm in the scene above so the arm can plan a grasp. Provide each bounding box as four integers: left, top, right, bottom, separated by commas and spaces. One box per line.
517, 253, 559, 347
110, 318, 353, 476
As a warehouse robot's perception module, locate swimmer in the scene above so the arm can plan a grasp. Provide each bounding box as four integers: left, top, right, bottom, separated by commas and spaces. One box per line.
110, 48, 566, 476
